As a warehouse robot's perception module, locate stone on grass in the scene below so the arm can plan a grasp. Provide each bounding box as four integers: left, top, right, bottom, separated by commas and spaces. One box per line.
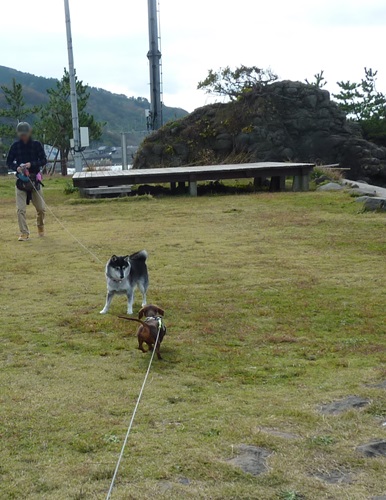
350, 188, 376, 197
356, 440, 386, 458
158, 481, 173, 492
227, 445, 271, 476
367, 380, 386, 389
355, 196, 371, 203
317, 182, 343, 192
314, 469, 353, 484
319, 396, 370, 415
373, 380, 386, 389
315, 175, 331, 185
364, 198, 386, 211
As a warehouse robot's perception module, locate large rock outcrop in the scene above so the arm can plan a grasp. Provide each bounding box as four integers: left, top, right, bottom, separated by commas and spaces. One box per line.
133, 80, 386, 184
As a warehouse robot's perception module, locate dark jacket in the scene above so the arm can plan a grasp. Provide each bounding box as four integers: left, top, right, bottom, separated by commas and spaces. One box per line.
6, 139, 47, 174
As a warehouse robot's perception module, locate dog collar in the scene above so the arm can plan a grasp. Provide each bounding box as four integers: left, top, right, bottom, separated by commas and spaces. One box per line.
145, 316, 164, 325
106, 273, 126, 283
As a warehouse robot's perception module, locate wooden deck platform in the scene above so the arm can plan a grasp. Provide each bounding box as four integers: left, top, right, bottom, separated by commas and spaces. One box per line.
72, 162, 315, 196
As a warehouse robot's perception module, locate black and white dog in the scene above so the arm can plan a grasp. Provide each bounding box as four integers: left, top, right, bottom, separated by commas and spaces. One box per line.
100, 250, 149, 315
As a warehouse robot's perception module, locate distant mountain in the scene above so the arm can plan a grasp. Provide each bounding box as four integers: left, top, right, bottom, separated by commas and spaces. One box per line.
0, 66, 188, 146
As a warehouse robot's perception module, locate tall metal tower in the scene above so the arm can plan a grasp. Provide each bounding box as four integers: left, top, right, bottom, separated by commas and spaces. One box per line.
147, 0, 163, 131
64, 0, 82, 172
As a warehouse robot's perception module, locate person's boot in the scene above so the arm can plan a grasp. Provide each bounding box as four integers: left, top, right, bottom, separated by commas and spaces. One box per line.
18, 233, 30, 241
38, 226, 45, 238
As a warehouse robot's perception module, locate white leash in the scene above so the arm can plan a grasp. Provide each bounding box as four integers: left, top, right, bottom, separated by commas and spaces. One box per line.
28, 179, 104, 265
27, 176, 161, 498
106, 323, 162, 500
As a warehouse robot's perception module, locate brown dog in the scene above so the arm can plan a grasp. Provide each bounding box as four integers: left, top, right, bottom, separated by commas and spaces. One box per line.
119, 305, 166, 359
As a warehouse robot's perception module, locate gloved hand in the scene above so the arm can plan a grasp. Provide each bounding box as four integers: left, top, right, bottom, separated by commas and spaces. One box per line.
17, 173, 30, 182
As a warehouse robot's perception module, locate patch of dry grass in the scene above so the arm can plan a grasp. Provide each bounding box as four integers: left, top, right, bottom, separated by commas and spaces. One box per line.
0, 176, 385, 499
313, 165, 344, 182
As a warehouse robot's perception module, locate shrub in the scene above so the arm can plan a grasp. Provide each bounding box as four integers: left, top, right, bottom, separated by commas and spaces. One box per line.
64, 182, 79, 195
312, 166, 343, 182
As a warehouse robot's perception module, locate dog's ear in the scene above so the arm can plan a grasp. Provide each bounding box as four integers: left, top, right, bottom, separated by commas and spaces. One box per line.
111, 255, 118, 262
155, 306, 165, 316
123, 256, 130, 263
138, 307, 146, 319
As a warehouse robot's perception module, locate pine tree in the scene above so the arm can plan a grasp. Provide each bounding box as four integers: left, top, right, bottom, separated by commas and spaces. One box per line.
305, 70, 328, 89
333, 68, 386, 145
198, 66, 278, 100
36, 69, 104, 175
0, 78, 38, 139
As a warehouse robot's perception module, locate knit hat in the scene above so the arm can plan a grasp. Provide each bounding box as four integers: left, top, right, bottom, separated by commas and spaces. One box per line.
16, 122, 32, 136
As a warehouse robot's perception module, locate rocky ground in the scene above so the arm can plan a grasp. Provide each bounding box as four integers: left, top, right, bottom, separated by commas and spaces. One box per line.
134, 80, 386, 186
317, 178, 386, 212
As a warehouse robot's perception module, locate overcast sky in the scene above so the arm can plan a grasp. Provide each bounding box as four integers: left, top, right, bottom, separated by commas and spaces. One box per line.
1, 0, 386, 111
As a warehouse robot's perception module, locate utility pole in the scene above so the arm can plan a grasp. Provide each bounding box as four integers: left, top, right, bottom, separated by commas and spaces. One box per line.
121, 133, 128, 170
147, 0, 163, 131
64, 0, 83, 172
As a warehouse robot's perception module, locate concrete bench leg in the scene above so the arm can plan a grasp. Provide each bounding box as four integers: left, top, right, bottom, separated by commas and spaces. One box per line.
293, 176, 302, 192
270, 176, 285, 192
254, 177, 264, 191
170, 182, 177, 193
189, 181, 198, 197
293, 174, 310, 191
301, 173, 310, 191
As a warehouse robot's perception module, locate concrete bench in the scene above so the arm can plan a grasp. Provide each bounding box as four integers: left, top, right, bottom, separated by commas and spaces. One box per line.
80, 185, 132, 199
73, 162, 315, 197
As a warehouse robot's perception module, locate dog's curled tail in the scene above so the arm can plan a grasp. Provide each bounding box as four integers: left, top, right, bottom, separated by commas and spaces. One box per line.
129, 250, 148, 261
119, 316, 147, 327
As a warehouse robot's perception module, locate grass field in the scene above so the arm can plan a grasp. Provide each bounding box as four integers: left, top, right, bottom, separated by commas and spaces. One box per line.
0, 176, 385, 500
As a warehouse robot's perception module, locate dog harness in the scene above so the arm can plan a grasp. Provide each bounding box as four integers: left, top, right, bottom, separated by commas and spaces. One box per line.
145, 316, 165, 335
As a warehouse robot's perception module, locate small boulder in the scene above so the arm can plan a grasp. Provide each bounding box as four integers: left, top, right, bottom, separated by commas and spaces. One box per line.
315, 175, 331, 185
158, 481, 173, 492
364, 198, 386, 212
304, 94, 318, 109
227, 445, 271, 476
367, 380, 386, 389
357, 440, 386, 458
319, 396, 370, 415
214, 133, 233, 152
317, 182, 343, 192
313, 469, 353, 484
350, 188, 377, 197
355, 196, 371, 203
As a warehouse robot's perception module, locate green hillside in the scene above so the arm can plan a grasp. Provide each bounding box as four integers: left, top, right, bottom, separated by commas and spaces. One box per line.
0, 66, 188, 145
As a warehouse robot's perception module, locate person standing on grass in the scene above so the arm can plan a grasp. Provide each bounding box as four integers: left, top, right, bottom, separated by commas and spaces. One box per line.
7, 122, 47, 241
